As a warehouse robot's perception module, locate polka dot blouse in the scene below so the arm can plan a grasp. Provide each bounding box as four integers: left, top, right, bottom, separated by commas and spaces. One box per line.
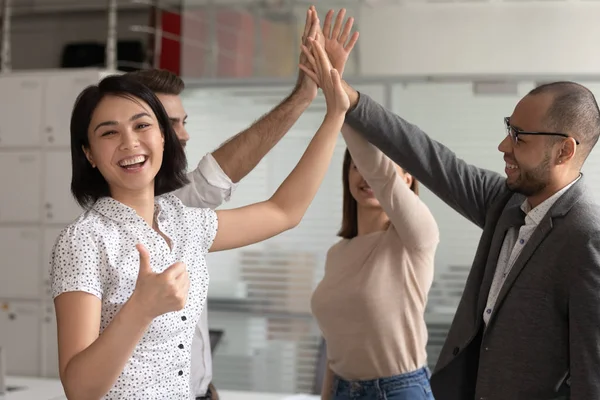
50, 193, 218, 400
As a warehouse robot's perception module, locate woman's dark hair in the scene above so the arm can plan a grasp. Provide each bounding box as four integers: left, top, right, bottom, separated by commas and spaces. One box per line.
70, 74, 189, 208
337, 148, 419, 239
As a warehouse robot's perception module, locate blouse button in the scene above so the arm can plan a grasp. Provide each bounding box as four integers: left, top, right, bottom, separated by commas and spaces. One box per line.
181, 316, 187, 321
178, 370, 183, 376
178, 344, 184, 349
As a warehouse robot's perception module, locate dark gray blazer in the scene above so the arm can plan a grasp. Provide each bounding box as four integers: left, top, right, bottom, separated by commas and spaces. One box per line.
345, 93, 600, 400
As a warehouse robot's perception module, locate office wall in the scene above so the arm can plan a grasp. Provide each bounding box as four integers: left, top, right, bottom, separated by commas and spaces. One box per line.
10, 2, 600, 77
179, 8, 297, 78
356, 2, 600, 76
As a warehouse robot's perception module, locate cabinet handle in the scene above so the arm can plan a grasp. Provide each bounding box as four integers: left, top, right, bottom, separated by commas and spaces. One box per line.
45, 126, 53, 133
46, 212, 53, 220
47, 136, 54, 143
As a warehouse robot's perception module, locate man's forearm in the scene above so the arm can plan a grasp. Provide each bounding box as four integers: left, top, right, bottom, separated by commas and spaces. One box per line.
211, 88, 314, 183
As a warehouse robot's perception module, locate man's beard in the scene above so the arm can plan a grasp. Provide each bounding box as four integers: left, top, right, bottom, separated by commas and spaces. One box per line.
506, 152, 551, 197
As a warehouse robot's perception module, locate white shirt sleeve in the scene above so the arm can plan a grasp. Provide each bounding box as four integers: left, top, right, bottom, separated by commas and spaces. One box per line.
187, 207, 219, 255
174, 153, 239, 209
50, 226, 103, 300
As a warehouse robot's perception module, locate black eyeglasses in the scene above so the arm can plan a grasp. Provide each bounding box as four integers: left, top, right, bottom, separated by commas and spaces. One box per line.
504, 117, 580, 145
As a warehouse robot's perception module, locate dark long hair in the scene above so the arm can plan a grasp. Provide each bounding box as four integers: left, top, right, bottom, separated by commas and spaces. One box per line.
70, 74, 189, 208
337, 148, 419, 239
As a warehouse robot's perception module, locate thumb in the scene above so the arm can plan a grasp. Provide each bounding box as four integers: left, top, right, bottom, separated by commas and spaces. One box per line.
136, 244, 152, 275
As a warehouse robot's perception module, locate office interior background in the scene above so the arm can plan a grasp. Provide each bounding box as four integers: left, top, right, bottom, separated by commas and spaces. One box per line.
2, 0, 600, 396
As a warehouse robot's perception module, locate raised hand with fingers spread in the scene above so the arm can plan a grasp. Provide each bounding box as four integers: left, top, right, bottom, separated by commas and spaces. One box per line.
130, 243, 190, 320
321, 8, 359, 77
299, 40, 350, 114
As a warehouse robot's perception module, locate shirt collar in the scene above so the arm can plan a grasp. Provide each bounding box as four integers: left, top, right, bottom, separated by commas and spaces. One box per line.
520, 174, 581, 225
93, 195, 169, 224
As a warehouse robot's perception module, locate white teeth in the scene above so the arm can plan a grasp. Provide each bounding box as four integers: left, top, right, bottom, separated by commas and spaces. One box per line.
506, 163, 518, 170
119, 155, 146, 167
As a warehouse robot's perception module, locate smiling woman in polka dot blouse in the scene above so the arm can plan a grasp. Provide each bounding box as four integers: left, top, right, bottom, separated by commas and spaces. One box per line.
50, 47, 348, 400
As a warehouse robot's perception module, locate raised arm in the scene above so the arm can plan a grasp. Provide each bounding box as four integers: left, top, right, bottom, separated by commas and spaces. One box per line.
209, 7, 321, 184
343, 89, 506, 229
209, 41, 348, 252
211, 114, 342, 252
342, 125, 438, 249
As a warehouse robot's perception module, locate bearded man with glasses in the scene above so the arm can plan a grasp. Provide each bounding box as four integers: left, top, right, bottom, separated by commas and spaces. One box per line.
331, 75, 600, 399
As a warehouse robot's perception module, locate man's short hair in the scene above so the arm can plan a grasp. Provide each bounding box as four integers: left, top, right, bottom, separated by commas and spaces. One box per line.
126, 69, 185, 95
529, 81, 600, 162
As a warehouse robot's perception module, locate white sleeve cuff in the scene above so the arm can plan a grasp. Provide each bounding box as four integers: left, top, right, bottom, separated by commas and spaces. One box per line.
196, 153, 238, 202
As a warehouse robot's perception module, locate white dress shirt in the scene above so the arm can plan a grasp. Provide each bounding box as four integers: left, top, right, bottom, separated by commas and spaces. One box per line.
176, 153, 238, 210
190, 308, 213, 396
50, 194, 218, 399
174, 153, 238, 396
483, 175, 581, 325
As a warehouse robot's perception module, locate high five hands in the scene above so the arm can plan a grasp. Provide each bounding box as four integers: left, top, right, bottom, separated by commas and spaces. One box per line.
299, 8, 359, 115
300, 40, 349, 115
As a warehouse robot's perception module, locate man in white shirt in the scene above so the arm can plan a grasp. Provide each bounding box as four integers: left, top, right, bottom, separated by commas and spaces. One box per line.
125, 9, 321, 399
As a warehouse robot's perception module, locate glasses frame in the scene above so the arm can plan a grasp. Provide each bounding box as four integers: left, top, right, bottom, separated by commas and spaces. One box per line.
504, 117, 580, 145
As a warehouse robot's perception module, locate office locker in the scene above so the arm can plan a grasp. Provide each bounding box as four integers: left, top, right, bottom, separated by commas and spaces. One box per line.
43, 150, 83, 224
0, 76, 44, 148
0, 152, 42, 223
0, 300, 41, 376
42, 74, 98, 148
0, 228, 42, 300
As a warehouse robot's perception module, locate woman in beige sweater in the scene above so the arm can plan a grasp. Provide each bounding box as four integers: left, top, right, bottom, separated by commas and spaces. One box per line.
310, 122, 440, 399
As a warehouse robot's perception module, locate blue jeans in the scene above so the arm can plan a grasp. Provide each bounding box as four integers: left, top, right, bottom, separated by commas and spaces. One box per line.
331, 367, 434, 400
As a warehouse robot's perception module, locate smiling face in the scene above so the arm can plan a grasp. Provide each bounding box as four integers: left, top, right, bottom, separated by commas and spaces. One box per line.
347, 159, 414, 209
498, 93, 561, 199
83, 94, 164, 200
